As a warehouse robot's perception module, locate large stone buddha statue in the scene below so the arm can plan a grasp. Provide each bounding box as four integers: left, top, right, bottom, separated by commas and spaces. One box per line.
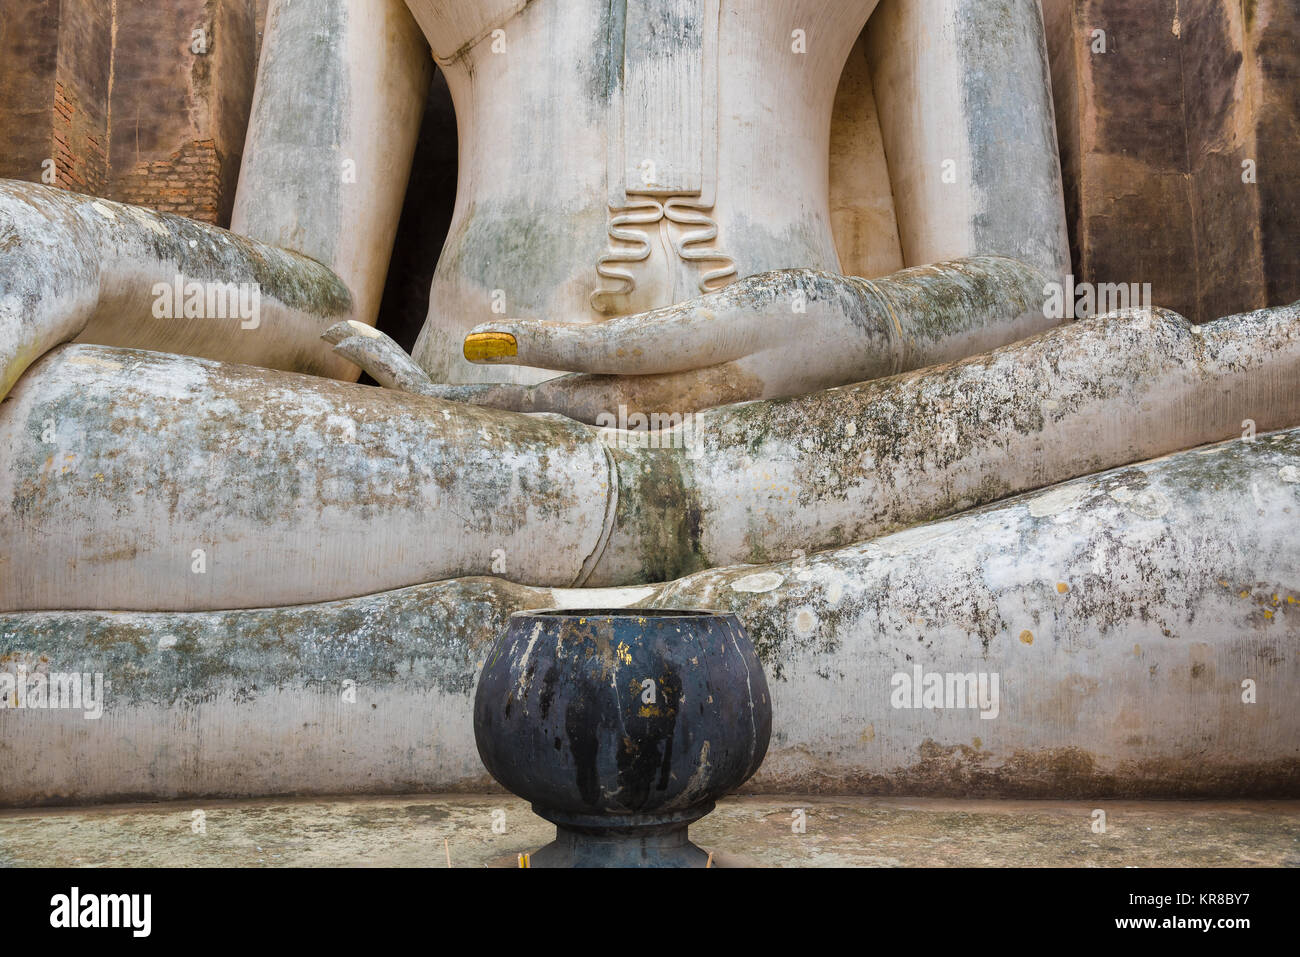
0, 0, 1296, 805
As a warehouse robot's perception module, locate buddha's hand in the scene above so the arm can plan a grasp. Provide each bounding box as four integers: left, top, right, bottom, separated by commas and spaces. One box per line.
459, 258, 1052, 424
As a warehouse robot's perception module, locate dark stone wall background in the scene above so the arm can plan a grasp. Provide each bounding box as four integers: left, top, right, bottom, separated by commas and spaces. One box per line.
1252, 1, 1300, 310
0, 0, 112, 195
1043, 0, 1299, 323
0, 1, 61, 183
374, 67, 457, 353
107, 0, 258, 224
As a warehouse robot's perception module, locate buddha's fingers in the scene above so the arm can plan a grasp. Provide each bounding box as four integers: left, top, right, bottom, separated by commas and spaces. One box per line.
841, 257, 1057, 369
322, 320, 548, 412
400, 364, 777, 424
460, 271, 835, 376
323, 320, 434, 393
523, 366, 763, 424
461, 260, 1054, 397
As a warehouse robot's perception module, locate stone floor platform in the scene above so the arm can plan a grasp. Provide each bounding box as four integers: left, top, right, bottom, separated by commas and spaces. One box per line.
1, 794, 1296, 867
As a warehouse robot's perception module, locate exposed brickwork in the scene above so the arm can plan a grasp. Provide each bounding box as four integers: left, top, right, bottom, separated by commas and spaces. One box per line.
111, 139, 225, 223
0, 0, 256, 226
51, 79, 107, 194
47, 0, 112, 195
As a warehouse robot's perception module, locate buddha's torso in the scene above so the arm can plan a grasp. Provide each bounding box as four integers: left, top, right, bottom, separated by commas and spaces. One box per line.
404, 0, 875, 382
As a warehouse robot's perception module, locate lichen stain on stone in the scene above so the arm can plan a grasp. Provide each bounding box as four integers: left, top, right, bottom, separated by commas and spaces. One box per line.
750, 744, 1300, 799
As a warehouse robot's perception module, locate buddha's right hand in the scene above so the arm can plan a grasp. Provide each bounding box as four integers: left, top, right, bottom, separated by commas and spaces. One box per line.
449, 257, 1054, 424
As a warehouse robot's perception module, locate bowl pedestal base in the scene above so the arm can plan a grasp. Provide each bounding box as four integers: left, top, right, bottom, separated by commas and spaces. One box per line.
530, 804, 715, 868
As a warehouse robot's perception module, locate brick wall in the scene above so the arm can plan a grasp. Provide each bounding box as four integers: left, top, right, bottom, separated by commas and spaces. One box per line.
110, 138, 224, 222
51, 78, 108, 194
0, 0, 110, 193
0, 0, 256, 226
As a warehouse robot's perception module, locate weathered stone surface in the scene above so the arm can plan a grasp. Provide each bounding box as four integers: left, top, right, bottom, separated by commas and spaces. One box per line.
0, 0, 1293, 813
0, 180, 354, 399
405, 0, 1070, 385
450, 257, 1055, 421
6, 302, 1299, 609
231, 0, 431, 337
594, 302, 1300, 583
867, 0, 1071, 282
662, 430, 1300, 797
3, 430, 1296, 804
0, 341, 612, 611
2, 794, 1297, 867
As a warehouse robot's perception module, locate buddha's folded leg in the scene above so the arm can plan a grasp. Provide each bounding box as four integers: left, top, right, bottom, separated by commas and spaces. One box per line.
0, 345, 616, 612
6, 303, 1299, 610
3, 428, 1296, 803
587, 302, 1300, 584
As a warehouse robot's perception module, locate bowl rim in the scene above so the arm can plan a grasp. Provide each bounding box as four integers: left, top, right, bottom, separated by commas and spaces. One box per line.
510, 607, 735, 620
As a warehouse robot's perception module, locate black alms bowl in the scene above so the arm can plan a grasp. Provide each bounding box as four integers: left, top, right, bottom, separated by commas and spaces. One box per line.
473, 608, 771, 866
